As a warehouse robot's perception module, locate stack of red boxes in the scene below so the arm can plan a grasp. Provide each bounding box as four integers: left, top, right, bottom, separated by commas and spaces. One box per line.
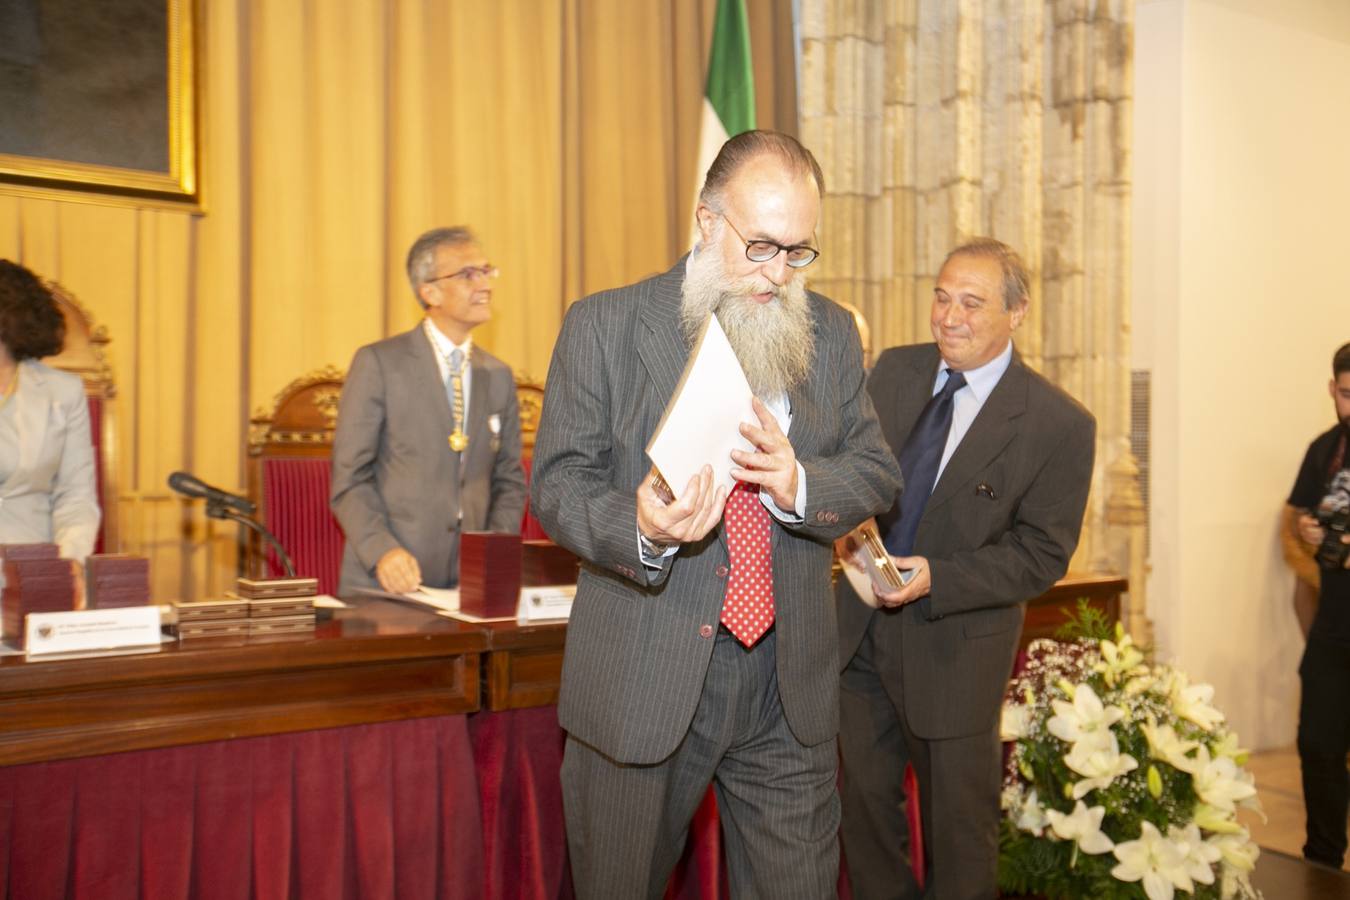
1, 544, 74, 648
86, 554, 152, 609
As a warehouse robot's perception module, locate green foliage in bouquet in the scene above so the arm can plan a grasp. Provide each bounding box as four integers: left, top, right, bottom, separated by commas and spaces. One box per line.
997, 607, 1263, 900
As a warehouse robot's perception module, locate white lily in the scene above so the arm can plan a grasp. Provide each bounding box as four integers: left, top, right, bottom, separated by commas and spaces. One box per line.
1167, 822, 1220, 886
1000, 703, 1032, 741
1207, 828, 1259, 872
1045, 800, 1114, 854
1219, 864, 1255, 900
1048, 683, 1125, 746
1210, 731, 1249, 764
1237, 789, 1266, 821
1190, 747, 1258, 812
1013, 788, 1050, 836
1111, 821, 1194, 900
1123, 673, 1156, 696
1192, 802, 1244, 835
1095, 633, 1146, 686
1064, 731, 1138, 798
1166, 671, 1225, 731
1140, 715, 1200, 773
1210, 830, 1259, 900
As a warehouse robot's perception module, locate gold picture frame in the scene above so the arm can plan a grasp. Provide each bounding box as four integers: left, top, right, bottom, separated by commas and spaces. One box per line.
0, 0, 200, 207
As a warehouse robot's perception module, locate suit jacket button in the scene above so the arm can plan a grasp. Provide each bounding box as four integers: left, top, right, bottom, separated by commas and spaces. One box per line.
829, 512, 839, 524
715, 565, 728, 578
699, 624, 714, 638
815, 511, 827, 522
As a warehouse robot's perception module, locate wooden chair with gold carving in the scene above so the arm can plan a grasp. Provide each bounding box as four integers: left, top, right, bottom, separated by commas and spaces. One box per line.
515, 374, 548, 541
246, 367, 347, 595
248, 367, 548, 593
42, 282, 120, 554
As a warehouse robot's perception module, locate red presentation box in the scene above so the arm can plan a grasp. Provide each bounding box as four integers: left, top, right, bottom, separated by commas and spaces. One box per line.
459, 532, 521, 619
86, 554, 152, 608
522, 540, 579, 587
2, 557, 77, 643
0, 543, 59, 563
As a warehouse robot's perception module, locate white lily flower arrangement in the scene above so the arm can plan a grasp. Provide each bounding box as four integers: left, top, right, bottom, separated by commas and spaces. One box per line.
998, 607, 1263, 900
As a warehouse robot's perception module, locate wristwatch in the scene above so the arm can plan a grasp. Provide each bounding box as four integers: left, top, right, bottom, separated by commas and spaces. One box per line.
639, 531, 671, 558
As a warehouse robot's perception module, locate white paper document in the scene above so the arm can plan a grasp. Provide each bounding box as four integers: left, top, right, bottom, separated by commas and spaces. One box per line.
353, 585, 460, 612
646, 314, 757, 495
312, 594, 351, 609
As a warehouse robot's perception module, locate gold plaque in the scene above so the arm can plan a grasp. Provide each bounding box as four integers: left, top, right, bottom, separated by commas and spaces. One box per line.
449, 432, 469, 452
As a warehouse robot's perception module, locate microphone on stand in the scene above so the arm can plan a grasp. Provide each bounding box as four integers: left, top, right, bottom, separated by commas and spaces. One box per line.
166, 471, 296, 578
167, 471, 256, 515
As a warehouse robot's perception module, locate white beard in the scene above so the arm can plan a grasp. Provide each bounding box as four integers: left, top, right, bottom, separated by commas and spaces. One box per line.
679, 242, 815, 398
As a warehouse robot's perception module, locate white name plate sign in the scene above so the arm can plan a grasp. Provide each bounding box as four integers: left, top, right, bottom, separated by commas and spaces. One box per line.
25, 606, 163, 656
517, 585, 575, 624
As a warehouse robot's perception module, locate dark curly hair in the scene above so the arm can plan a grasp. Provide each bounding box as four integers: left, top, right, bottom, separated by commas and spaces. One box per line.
0, 259, 65, 362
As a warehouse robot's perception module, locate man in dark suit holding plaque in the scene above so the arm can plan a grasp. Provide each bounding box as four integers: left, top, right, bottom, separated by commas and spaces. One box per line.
331, 227, 526, 595
836, 238, 1096, 900
530, 131, 900, 898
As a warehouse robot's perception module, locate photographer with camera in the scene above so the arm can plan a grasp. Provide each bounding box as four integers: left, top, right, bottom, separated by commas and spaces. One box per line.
1289, 340, 1350, 868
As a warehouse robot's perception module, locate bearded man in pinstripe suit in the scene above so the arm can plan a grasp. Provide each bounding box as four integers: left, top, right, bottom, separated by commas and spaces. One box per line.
530, 131, 901, 899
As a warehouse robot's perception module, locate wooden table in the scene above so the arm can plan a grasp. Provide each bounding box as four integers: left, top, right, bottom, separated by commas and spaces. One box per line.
474, 572, 1130, 715
1019, 572, 1128, 647
479, 619, 567, 711
0, 597, 491, 900
0, 596, 486, 766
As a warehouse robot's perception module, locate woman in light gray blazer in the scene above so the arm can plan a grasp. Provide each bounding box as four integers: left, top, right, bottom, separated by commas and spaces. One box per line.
0, 261, 100, 563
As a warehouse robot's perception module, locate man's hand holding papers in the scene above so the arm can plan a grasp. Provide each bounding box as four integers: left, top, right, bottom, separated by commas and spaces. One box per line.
730, 396, 799, 511
636, 464, 729, 549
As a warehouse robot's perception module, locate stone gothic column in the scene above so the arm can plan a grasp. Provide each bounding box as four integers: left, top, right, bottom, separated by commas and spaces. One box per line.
799, 0, 1147, 637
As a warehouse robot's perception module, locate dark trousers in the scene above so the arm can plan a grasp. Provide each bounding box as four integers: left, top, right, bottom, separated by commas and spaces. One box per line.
561, 628, 840, 899
1298, 635, 1350, 867
839, 624, 1000, 900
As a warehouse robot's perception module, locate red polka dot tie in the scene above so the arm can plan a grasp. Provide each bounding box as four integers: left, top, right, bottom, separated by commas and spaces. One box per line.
720, 481, 775, 647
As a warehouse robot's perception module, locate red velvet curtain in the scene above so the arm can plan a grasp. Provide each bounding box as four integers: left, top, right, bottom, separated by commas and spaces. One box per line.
469, 707, 571, 900
0, 717, 483, 900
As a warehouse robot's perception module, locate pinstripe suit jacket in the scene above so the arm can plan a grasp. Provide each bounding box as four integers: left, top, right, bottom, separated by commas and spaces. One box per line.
837, 343, 1096, 739
331, 327, 527, 593
530, 258, 901, 765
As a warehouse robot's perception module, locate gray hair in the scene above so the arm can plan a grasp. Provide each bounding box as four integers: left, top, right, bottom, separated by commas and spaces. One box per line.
942, 237, 1030, 312
405, 226, 478, 304
697, 130, 825, 214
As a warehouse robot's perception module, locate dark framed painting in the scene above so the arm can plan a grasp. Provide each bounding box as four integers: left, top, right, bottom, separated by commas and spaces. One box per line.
0, 0, 200, 205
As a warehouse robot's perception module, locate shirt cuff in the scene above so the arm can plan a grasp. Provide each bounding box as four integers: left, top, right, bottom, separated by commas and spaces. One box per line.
638, 527, 679, 569
760, 462, 806, 523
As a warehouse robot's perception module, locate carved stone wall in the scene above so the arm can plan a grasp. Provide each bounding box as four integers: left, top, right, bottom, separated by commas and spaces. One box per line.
800, 0, 1147, 639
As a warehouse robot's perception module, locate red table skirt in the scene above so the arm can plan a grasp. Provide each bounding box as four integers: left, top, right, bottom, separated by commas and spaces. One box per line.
465, 705, 732, 900
0, 710, 916, 899
0, 717, 484, 900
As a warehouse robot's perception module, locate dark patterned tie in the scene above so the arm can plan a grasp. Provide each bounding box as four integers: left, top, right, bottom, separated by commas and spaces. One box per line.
882, 370, 967, 557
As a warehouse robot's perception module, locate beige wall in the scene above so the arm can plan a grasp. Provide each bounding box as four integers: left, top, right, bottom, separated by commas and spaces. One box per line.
1135, 0, 1350, 749
0, 0, 793, 600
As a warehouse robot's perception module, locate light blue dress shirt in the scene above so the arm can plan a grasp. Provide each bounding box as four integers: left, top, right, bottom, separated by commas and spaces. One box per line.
932, 340, 1014, 485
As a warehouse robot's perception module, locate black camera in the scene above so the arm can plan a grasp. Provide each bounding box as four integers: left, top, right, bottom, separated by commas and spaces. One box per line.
1315, 470, 1350, 570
